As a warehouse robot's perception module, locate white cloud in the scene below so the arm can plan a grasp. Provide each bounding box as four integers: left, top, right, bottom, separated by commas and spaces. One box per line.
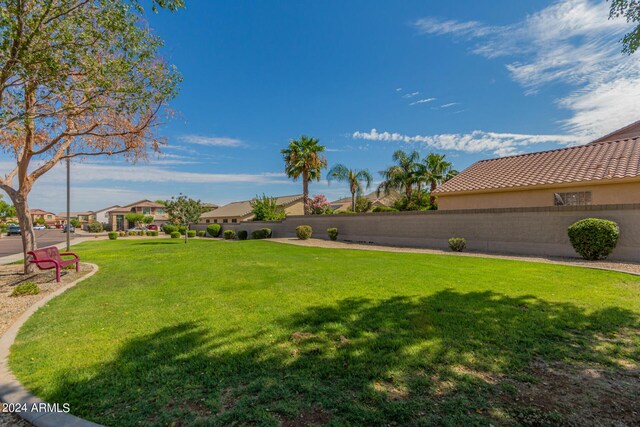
402, 91, 420, 98
409, 98, 436, 105
179, 135, 244, 147
440, 102, 460, 108
415, 0, 640, 139
396, 87, 403, 91
352, 128, 584, 157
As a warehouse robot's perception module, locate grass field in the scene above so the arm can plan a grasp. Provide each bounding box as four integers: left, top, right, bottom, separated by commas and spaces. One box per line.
9, 239, 640, 426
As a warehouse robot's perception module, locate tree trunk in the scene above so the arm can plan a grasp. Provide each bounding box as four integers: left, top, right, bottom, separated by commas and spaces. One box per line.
11, 193, 36, 274
302, 171, 310, 215
351, 191, 356, 212
184, 223, 189, 244
430, 181, 437, 207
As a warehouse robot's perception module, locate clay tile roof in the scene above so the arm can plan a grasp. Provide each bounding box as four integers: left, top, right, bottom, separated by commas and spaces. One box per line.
433, 136, 640, 195
201, 194, 303, 219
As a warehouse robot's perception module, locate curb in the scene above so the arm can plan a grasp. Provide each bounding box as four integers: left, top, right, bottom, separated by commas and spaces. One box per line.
0, 263, 103, 427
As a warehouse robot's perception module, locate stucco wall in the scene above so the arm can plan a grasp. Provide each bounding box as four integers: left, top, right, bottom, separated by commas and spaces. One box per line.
192, 204, 640, 262
437, 181, 640, 210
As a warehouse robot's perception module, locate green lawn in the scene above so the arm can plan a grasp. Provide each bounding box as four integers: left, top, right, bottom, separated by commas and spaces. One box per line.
9, 239, 640, 426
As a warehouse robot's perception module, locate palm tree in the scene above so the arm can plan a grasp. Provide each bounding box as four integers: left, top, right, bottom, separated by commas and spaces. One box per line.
421, 153, 459, 206
327, 164, 373, 212
377, 149, 420, 202
281, 135, 327, 215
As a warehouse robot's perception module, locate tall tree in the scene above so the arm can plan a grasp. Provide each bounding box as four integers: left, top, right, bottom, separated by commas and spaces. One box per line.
327, 164, 373, 212
610, 0, 640, 54
281, 135, 327, 215
165, 195, 204, 244
418, 153, 459, 207
377, 150, 420, 202
0, 0, 182, 271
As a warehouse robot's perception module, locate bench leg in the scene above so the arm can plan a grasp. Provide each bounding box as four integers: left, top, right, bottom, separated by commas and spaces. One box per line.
56, 266, 61, 283
75, 260, 79, 272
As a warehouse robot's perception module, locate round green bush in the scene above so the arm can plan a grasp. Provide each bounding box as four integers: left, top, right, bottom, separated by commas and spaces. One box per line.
187, 230, 196, 238
207, 223, 221, 237
568, 218, 619, 260
198, 230, 206, 237
238, 230, 248, 240
137, 230, 144, 236
448, 237, 466, 252
128, 231, 136, 236
151, 230, 159, 236
108, 232, 118, 240
296, 225, 312, 240
223, 229, 235, 240
119, 231, 126, 237
178, 226, 187, 236
251, 229, 269, 239
87, 222, 104, 233
327, 228, 338, 241
170, 231, 180, 239
146, 230, 153, 236
260, 228, 272, 238
163, 224, 177, 235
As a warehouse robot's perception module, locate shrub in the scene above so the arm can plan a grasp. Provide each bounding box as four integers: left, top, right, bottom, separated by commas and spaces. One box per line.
238, 230, 248, 240
170, 231, 180, 239
11, 282, 39, 297
178, 226, 187, 236
108, 232, 118, 240
296, 225, 312, 240
448, 237, 466, 252
207, 223, 221, 237
163, 224, 177, 235
568, 218, 620, 260
223, 229, 236, 240
327, 228, 338, 241
260, 228, 272, 238
187, 230, 196, 238
250, 194, 286, 221
372, 206, 398, 212
86, 222, 103, 233
137, 230, 144, 236
146, 230, 153, 236
251, 228, 271, 239
119, 231, 126, 237
198, 230, 206, 237
151, 230, 159, 236
128, 231, 136, 236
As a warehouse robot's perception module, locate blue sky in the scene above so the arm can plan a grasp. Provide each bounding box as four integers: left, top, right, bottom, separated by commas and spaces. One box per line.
14, 0, 640, 211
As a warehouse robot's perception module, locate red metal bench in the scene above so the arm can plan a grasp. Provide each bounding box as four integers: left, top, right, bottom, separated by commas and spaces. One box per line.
27, 246, 80, 282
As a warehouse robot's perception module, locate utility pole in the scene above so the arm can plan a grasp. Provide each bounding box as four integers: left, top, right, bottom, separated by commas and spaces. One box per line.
66, 148, 70, 252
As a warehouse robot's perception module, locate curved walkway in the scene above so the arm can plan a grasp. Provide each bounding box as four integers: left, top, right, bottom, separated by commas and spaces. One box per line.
0, 263, 102, 427
270, 238, 640, 276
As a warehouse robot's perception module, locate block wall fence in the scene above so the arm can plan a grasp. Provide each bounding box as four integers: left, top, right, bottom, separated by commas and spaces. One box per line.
194, 204, 640, 262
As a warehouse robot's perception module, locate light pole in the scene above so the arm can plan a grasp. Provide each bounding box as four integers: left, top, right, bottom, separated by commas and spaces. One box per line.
66, 148, 70, 252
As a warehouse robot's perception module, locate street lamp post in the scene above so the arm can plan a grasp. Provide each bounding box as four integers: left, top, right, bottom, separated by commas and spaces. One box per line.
66, 148, 70, 252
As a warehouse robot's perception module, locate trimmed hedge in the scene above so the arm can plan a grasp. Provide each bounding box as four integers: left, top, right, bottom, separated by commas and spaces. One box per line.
87, 222, 103, 233
187, 230, 196, 238
178, 226, 187, 236
151, 230, 159, 236
296, 225, 312, 240
128, 231, 136, 236
238, 230, 248, 240
137, 230, 144, 236
223, 229, 235, 240
372, 206, 398, 212
448, 237, 466, 252
207, 223, 221, 237
568, 218, 619, 260
163, 224, 177, 235
251, 228, 271, 239
327, 228, 338, 241
119, 231, 126, 237
170, 231, 180, 239
198, 230, 206, 237
108, 232, 118, 240
146, 230, 153, 236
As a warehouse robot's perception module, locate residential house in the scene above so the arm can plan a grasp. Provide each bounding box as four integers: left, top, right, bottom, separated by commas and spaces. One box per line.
433, 121, 640, 210
330, 190, 400, 212
30, 209, 63, 228
108, 200, 168, 230
58, 211, 96, 226
199, 194, 303, 224
94, 205, 120, 225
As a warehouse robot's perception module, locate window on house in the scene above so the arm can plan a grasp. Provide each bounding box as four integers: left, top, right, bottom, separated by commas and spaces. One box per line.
214, 219, 218, 223
142, 208, 151, 215
553, 191, 592, 206
231, 219, 237, 223
206, 219, 210, 224
223, 219, 228, 223
156, 208, 164, 215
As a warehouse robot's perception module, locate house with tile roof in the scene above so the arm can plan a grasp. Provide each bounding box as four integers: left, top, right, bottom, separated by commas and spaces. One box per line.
108, 200, 168, 230
30, 209, 64, 228
330, 190, 400, 212
433, 122, 640, 210
199, 195, 304, 224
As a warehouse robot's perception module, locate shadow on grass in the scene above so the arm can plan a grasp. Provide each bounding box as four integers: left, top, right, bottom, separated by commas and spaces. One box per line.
39, 290, 638, 426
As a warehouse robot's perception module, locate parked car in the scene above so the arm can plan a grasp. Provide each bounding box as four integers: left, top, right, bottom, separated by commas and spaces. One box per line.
33, 225, 46, 230
62, 224, 75, 233
147, 224, 158, 231
7, 224, 20, 235
127, 227, 146, 232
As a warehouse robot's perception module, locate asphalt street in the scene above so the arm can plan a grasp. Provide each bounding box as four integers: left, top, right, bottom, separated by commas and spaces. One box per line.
0, 229, 72, 257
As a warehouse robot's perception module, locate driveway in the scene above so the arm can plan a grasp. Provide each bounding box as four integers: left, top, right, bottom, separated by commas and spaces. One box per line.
0, 229, 72, 257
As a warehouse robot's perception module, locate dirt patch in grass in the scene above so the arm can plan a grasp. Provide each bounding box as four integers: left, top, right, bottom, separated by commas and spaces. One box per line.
0, 263, 92, 336
500, 359, 640, 426
281, 406, 332, 427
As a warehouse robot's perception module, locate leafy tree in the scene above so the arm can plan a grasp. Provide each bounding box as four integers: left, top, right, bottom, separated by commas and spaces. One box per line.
327, 164, 373, 212
35, 217, 45, 225
417, 153, 459, 207
251, 194, 286, 221
377, 150, 420, 203
155, 199, 168, 206
165, 195, 204, 243
354, 196, 373, 213
143, 215, 155, 225
0, 0, 182, 271
69, 219, 81, 228
610, 0, 640, 54
281, 136, 327, 215
125, 213, 145, 228
309, 194, 332, 215
0, 195, 16, 221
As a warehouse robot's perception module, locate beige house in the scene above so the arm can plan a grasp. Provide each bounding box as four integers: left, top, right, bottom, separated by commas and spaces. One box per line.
57, 211, 96, 226
30, 209, 63, 227
200, 194, 303, 224
108, 200, 168, 230
330, 190, 400, 212
433, 121, 640, 210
